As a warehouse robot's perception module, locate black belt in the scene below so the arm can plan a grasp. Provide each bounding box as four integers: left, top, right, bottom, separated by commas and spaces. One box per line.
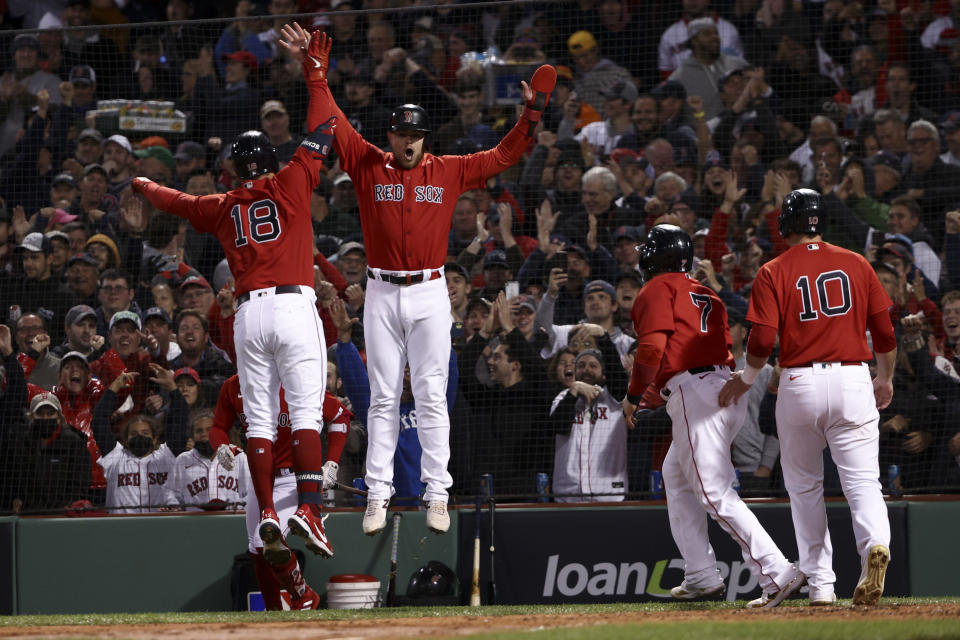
367, 268, 442, 286
687, 365, 716, 375
236, 285, 303, 307
661, 366, 719, 398
793, 361, 863, 368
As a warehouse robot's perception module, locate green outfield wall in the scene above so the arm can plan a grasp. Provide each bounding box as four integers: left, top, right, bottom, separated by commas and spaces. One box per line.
0, 499, 954, 614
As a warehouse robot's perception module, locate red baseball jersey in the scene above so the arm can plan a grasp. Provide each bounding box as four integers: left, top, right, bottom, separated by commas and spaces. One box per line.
319, 88, 530, 270
136, 146, 324, 298
211, 375, 349, 471
631, 272, 735, 393
748, 241, 892, 368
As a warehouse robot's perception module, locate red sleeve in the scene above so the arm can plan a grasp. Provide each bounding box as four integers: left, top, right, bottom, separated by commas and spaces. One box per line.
628, 332, 667, 398
631, 279, 675, 335
135, 182, 225, 234
765, 208, 789, 256
867, 309, 897, 354
452, 117, 535, 189
16, 352, 35, 380
315, 252, 347, 293
745, 266, 781, 329
322, 392, 351, 463
746, 323, 777, 360
318, 305, 338, 347
206, 299, 236, 364
704, 208, 730, 263
309, 78, 381, 177
211, 376, 240, 446
918, 297, 945, 342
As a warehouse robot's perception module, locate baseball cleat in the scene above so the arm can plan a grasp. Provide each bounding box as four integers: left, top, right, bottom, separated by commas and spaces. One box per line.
290, 586, 320, 610
746, 564, 806, 609
362, 498, 389, 536
288, 504, 334, 558
425, 500, 450, 534
810, 593, 838, 606
258, 508, 291, 566
669, 581, 725, 601
853, 544, 890, 606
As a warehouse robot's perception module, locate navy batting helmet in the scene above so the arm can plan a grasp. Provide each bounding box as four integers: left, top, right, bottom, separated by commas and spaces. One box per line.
779, 188, 826, 237
231, 131, 279, 180
406, 560, 455, 598
638, 224, 693, 283
389, 104, 431, 134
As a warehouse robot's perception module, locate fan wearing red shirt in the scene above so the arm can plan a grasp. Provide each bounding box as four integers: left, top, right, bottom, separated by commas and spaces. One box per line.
622, 224, 803, 609
131, 44, 339, 570
278, 25, 557, 536
211, 374, 351, 611
720, 189, 898, 607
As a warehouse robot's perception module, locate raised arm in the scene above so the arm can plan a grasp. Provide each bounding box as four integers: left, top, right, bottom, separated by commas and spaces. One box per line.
458, 66, 558, 187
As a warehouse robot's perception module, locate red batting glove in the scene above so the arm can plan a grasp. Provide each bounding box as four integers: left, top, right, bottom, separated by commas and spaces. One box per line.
303, 30, 333, 84
130, 177, 153, 193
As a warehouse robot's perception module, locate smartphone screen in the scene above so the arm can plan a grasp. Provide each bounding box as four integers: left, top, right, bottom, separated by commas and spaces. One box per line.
505, 281, 519, 300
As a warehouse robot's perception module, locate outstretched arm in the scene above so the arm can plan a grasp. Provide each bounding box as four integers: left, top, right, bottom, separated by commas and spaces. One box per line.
279, 24, 372, 173
460, 65, 558, 187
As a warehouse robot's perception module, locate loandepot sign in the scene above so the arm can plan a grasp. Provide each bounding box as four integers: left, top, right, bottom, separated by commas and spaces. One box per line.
543, 556, 762, 601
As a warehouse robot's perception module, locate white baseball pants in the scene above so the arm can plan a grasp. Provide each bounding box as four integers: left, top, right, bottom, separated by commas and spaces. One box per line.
363, 275, 453, 503
776, 362, 890, 596
233, 286, 327, 440
663, 369, 796, 592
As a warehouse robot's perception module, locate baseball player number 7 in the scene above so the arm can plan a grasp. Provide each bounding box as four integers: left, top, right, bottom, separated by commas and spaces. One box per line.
689, 293, 713, 333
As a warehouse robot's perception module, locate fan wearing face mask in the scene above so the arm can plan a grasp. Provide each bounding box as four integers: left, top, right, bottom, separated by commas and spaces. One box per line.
94, 399, 177, 514
169, 410, 248, 511
18, 392, 92, 513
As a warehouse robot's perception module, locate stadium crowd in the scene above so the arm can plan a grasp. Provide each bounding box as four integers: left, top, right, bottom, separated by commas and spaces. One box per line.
1, 0, 960, 514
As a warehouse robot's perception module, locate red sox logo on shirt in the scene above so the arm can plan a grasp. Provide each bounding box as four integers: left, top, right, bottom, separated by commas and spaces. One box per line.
374, 184, 444, 204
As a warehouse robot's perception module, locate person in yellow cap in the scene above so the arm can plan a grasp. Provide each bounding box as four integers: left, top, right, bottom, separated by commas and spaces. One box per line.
566, 30, 631, 119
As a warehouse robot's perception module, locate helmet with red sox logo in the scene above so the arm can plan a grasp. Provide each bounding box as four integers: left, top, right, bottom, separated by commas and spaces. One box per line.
779, 188, 826, 237
231, 131, 279, 180
637, 224, 693, 283
389, 104, 431, 134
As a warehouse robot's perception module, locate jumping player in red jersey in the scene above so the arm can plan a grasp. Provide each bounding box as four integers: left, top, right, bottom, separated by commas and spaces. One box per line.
622, 225, 804, 608
279, 24, 557, 536
211, 374, 351, 610
720, 189, 897, 606
131, 51, 339, 568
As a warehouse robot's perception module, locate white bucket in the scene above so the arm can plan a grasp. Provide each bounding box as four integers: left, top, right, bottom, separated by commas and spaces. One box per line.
326, 574, 381, 609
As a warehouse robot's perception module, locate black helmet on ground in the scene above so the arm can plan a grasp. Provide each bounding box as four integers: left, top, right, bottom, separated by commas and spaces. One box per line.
637, 224, 693, 283
779, 188, 826, 237
231, 131, 279, 180
406, 560, 455, 598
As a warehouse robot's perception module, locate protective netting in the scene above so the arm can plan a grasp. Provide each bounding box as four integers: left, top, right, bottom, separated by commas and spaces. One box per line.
0, 0, 959, 515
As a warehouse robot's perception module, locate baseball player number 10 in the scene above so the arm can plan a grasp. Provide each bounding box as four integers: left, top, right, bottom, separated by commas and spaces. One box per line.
230, 199, 282, 247
794, 270, 852, 321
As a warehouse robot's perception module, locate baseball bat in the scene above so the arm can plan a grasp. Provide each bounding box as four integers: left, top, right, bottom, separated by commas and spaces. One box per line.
331, 481, 368, 497
487, 494, 497, 605
386, 512, 401, 607
481, 474, 497, 605
469, 496, 481, 606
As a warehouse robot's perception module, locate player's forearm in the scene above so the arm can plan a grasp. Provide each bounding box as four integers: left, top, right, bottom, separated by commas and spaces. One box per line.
477, 122, 532, 181
874, 349, 897, 383
134, 181, 198, 220
627, 333, 666, 400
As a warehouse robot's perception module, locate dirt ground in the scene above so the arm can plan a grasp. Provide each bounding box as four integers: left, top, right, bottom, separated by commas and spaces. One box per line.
1, 603, 957, 640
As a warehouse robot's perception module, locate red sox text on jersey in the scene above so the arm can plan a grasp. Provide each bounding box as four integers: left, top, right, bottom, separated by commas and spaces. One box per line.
116, 471, 168, 487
